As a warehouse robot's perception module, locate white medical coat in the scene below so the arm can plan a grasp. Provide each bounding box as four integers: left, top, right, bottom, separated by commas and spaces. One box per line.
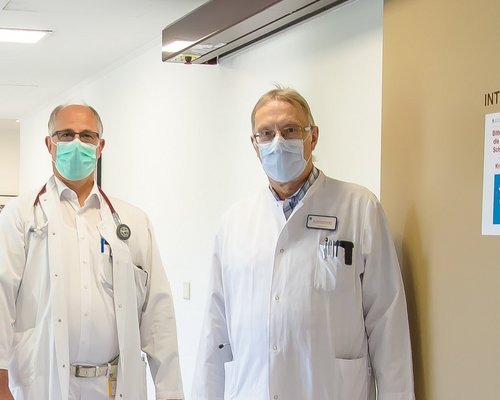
0, 176, 183, 399
192, 171, 414, 400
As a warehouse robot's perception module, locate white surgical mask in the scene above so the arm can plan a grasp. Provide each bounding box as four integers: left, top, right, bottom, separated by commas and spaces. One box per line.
258, 135, 309, 183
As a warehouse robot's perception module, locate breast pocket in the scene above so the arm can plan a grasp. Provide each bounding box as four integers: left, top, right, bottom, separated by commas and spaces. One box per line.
99, 244, 114, 296
314, 237, 353, 292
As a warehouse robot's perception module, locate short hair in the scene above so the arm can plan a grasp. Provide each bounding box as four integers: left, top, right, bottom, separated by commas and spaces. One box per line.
251, 85, 315, 131
47, 104, 103, 136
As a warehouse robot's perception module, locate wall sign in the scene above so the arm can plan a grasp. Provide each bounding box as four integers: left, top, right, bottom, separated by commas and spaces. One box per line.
482, 112, 500, 235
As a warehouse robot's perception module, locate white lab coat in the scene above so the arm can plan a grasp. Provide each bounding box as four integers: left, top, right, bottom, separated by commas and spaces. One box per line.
0, 176, 183, 400
192, 171, 414, 400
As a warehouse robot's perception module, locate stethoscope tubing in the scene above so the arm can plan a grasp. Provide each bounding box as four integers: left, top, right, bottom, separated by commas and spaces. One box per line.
31, 184, 131, 240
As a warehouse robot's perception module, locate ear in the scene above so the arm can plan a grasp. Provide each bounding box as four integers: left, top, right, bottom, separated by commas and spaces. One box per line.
250, 135, 260, 158
97, 138, 105, 159
310, 126, 319, 151
45, 136, 53, 153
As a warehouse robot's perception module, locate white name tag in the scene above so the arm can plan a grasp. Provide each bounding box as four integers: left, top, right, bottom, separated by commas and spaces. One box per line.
306, 214, 337, 231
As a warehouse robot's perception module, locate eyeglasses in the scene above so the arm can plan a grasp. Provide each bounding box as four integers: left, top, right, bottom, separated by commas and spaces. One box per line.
51, 129, 100, 144
254, 125, 312, 143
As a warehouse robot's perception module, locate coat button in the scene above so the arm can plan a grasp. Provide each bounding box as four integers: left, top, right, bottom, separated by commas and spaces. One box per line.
279, 249, 284, 253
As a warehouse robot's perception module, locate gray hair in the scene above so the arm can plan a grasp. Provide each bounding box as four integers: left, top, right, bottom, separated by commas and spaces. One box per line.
47, 104, 103, 135
251, 84, 315, 131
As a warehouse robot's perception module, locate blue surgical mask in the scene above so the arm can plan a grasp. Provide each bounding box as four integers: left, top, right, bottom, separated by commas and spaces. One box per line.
258, 135, 308, 183
53, 139, 97, 181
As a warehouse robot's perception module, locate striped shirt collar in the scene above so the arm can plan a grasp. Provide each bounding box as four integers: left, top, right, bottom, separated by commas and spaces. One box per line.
269, 166, 320, 219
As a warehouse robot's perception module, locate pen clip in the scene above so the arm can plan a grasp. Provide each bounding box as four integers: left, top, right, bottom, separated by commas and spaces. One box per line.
322, 237, 328, 259
101, 237, 111, 255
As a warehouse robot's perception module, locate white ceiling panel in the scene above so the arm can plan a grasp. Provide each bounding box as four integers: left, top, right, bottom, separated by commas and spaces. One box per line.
0, 0, 206, 119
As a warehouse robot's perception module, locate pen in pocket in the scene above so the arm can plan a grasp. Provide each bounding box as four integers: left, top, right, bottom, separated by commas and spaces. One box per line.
101, 237, 111, 254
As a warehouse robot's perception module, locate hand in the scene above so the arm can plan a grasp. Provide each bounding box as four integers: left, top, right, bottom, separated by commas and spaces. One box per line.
0, 370, 13, 400
0, 387, 14, 400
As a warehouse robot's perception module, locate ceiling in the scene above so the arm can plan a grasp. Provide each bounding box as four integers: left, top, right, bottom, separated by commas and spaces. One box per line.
0, 0, 205, 120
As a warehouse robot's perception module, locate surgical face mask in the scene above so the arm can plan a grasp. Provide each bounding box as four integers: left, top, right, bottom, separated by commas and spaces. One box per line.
258, 134, 309, 183
53, 139, 97, 181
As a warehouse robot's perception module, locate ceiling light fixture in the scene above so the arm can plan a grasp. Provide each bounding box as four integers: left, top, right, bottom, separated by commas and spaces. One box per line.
161, 0, 349, 64
162, 40, 195, 53
0, 28, 51, 44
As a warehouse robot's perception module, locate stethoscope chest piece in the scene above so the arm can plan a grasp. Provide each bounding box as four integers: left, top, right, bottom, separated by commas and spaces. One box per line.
116, 223, 131, 241
98, 186, 132, 241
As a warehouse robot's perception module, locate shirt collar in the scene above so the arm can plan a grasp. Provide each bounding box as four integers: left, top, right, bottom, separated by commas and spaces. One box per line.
269, 166, 320, 203
53, 175, 102, 208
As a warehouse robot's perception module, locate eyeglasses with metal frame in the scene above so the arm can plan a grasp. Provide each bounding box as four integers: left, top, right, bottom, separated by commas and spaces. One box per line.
254, 125, 312, 143
51, 129, 100, 144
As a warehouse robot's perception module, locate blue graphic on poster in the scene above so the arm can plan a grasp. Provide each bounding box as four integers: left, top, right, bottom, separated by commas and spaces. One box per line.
494, 174, 500, 224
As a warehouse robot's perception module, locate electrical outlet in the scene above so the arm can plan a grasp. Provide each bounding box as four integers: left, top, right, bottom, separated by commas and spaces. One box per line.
183, 282, 191, 300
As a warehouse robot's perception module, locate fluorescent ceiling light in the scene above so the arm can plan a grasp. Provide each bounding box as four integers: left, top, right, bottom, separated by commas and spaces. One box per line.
162, 40, 195, 53
0, 28, 51, 44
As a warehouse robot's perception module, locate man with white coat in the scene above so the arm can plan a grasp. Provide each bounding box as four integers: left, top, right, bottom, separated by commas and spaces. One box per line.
192, 86, 415, 399
0, 104, 183, 399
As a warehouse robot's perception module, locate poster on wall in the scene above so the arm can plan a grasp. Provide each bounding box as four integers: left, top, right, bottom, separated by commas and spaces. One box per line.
482, 112, 500, 235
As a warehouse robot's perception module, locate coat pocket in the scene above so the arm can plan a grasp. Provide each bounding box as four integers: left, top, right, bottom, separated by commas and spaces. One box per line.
334, 357, 369, 400
133, 265, 148, 310
115, 355, 148, 399
10, 328, 36, 386
223, 360, 237, 399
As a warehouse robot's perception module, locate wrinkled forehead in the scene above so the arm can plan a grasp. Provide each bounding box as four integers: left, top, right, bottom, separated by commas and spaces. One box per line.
54, 105, 100, 131
49, 104, 103, 136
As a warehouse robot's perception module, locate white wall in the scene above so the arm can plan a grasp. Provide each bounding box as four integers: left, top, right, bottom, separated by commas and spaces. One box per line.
18, 0, 382, 397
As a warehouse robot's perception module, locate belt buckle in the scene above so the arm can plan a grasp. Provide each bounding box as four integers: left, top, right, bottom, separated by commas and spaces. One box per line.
75, 365, 97, 378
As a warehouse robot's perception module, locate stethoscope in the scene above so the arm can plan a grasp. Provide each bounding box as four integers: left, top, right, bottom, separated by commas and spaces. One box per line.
30, 184, 131, 241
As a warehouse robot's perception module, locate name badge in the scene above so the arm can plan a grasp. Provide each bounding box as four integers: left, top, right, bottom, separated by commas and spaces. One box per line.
306, 214, 337, 231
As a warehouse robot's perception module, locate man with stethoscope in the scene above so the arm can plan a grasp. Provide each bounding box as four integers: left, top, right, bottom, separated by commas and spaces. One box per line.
0, 104, 183, 399
192, 86, 415, 399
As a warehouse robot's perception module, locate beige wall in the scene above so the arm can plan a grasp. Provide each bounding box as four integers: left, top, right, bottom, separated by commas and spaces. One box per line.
382, 0, 500, 398
0, 119, 20, 198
